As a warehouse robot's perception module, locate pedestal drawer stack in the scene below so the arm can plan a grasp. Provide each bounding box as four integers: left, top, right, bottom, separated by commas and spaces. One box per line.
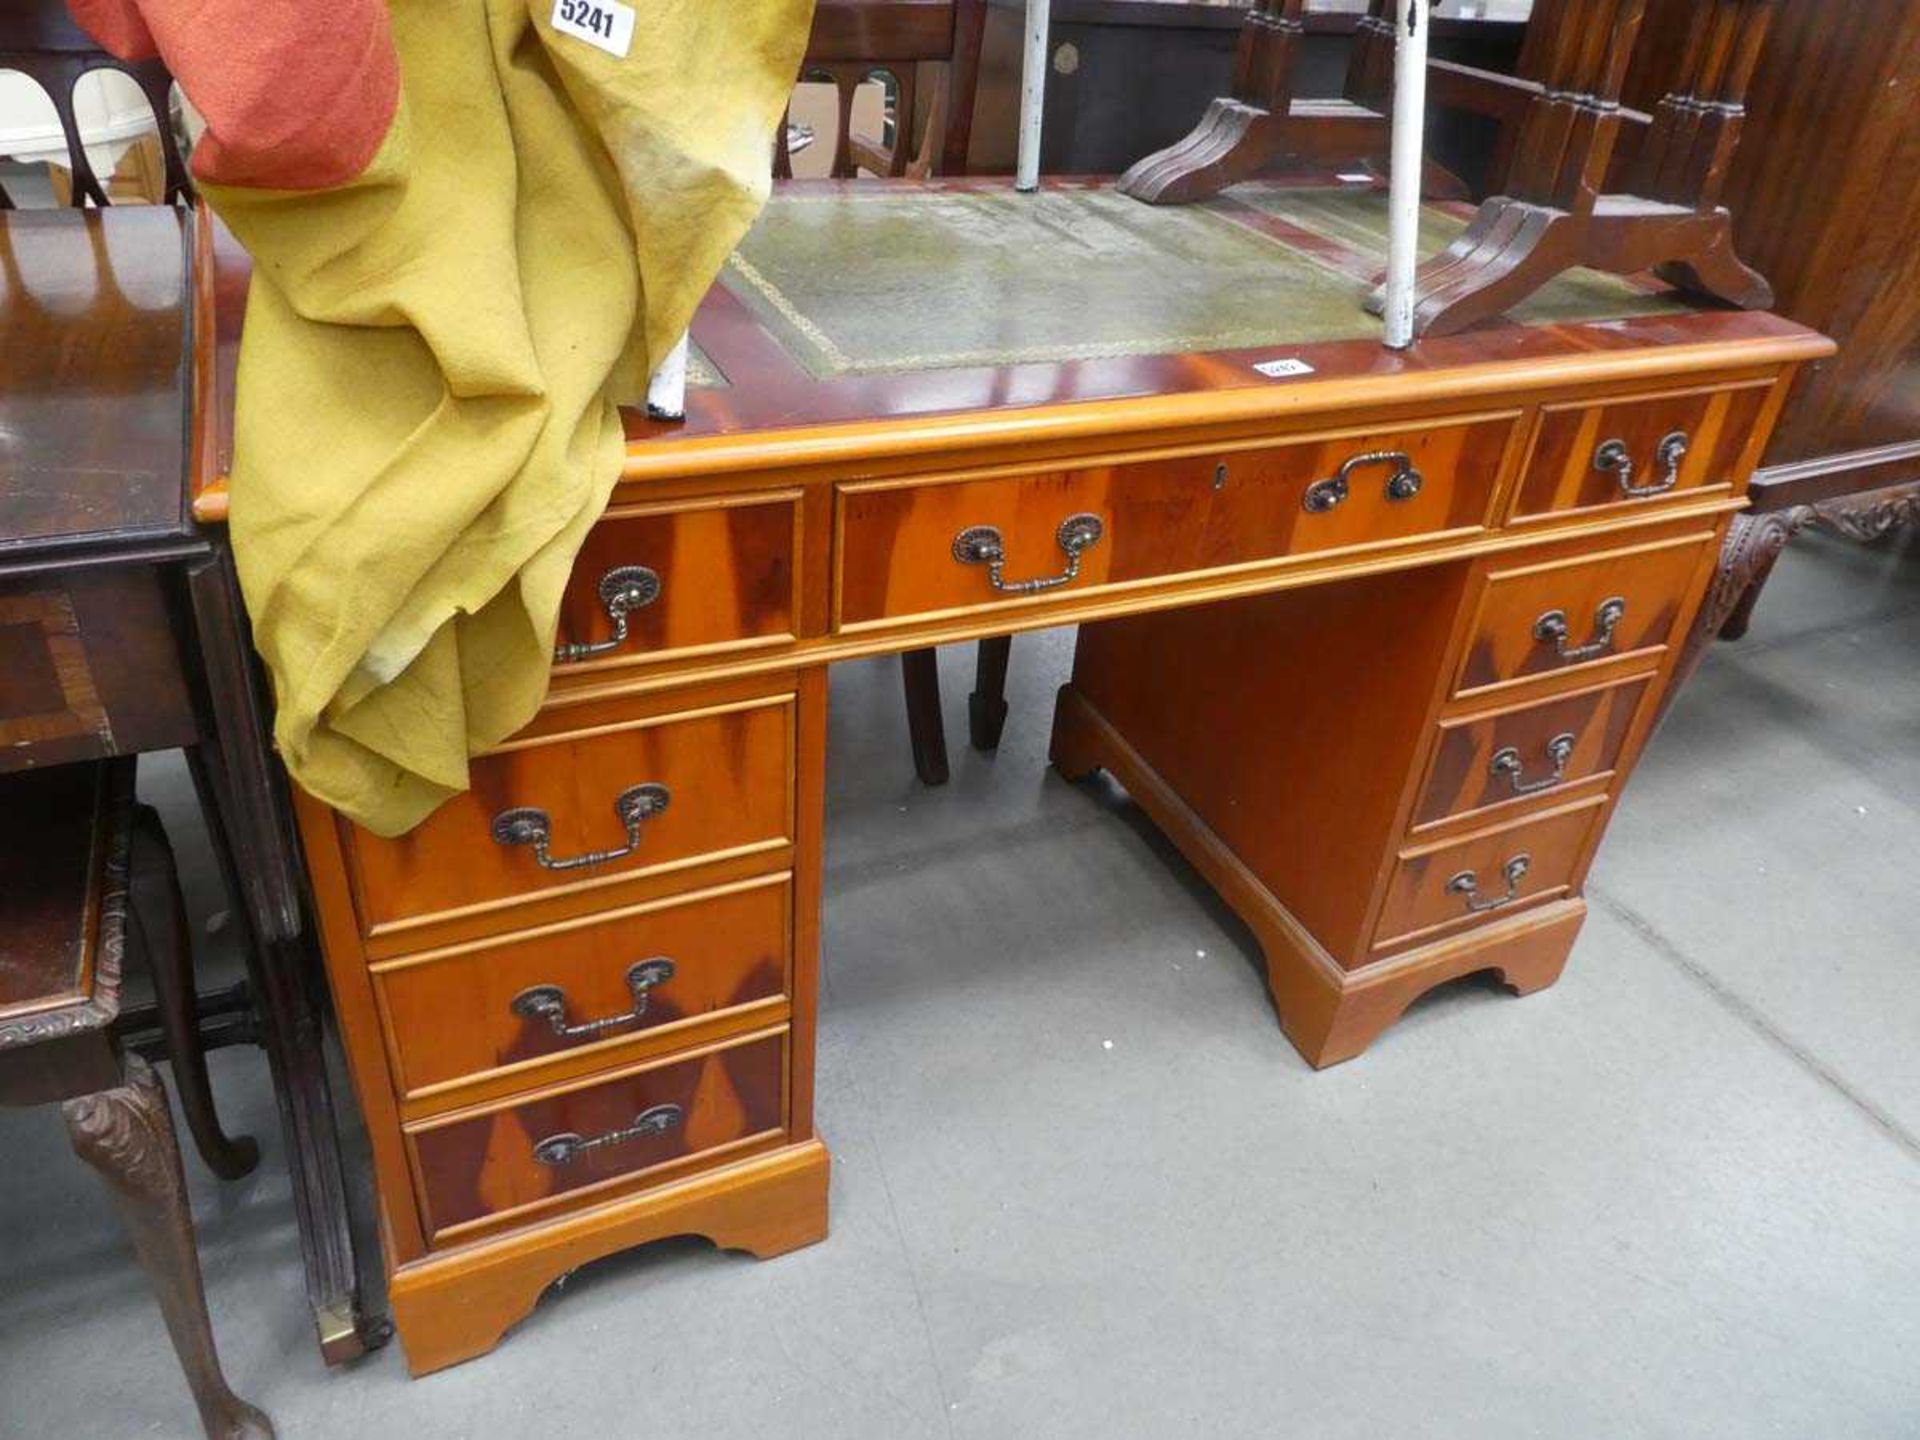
297, 526, 830, 1372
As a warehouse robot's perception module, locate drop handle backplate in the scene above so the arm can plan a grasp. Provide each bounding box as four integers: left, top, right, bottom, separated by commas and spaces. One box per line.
1593, 430, 1689, 499
1302, 449, 1424, 513
952, 512, 1105, 595
1534, 596, 1627, 663
554, 564, 661, 663
511, 958, 677, 1041
532, 1103, 683, 1167
1489, 733, 1576, 796
490, 782, 670, 872
1446, 853, 1531, 914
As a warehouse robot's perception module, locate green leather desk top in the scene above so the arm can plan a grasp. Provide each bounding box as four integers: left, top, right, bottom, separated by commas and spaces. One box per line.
716, 182, 1683, 381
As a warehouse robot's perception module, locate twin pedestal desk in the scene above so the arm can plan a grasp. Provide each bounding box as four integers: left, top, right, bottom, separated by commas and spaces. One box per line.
224, 182, 1832, 1373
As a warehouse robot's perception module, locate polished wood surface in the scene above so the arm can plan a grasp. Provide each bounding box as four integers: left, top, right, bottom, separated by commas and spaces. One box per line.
554, 494, 800, 678
374, 873, 791, 1104
1412, 671, 1652, 831
340, 685, 797, 939
0, 208, 191, 556
1510, 380, 1773, 521
1065, 565, 1470, 960
835, 413, 1514, 627
1454, 525, 1716, 695
387, 1139, 830, 1376
1374, 793, 1606, 953
0, 568, 197, 773
192, 181, 1833, 525
406, 1028, 788, 1241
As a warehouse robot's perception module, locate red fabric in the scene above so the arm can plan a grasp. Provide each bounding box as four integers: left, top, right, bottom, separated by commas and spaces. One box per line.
65, 0, 401, 191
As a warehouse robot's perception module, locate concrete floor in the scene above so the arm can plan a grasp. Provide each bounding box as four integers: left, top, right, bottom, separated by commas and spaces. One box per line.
1, 529, 1915, 1438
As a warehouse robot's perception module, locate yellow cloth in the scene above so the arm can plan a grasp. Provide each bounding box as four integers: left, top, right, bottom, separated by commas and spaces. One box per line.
211, 0, 811, 835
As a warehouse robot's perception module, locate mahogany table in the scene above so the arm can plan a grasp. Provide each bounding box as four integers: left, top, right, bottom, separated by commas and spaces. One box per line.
0, 206, 385, 1362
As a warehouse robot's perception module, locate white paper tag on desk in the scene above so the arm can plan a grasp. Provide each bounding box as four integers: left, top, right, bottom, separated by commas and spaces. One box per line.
551, 0, 635, 57
1253, 357, 1316, 379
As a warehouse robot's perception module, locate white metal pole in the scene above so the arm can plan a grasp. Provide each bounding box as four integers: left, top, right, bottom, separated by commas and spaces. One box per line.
1015, 0, 1052, 192
1382, 0, 1432, 349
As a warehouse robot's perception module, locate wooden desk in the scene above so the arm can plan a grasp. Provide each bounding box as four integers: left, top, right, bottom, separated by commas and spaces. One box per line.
0, 207, 383, 1362
200, 178, 1830, 1375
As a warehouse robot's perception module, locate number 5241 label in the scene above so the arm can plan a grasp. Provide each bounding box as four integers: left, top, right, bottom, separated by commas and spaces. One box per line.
552, 0, 635, 57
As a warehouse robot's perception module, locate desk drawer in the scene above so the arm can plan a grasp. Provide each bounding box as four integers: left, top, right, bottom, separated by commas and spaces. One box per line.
554, 494, 798, 674
343, 687, 795, 938
374, 875, 791, 1101
1510, 382, 1772, 521
1411, 673, 1653, 833
1454, 530, 1716, 697
835, 415, 1515, 627
407, 1030, 787, 1240
1373, 797, 1606, 955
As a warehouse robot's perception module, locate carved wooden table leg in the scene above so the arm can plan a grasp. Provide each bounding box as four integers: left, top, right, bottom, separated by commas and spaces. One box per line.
1661, 508, 1809, 716
1117, 0, 1304, 203
64, 1054, 274, 1440
128, 802, 260, 1182
183, 549, 385, 1361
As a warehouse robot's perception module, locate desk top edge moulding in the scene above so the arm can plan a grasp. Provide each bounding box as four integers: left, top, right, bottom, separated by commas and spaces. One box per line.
1120, 0, 1781, 340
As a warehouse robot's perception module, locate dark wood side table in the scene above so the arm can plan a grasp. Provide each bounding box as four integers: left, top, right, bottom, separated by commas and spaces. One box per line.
0, 206, 385, 1361
0, 760, 272, 1438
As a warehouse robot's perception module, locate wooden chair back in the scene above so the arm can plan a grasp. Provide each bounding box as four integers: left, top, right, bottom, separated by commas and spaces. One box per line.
774, 0, 987, 179
0, 3, 191, 208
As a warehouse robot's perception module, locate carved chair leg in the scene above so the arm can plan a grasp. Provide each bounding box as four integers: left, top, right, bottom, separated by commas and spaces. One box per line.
64, 1055, 274, 1440
130, 803, 260, 1182
1660, 507, 1810, 721
900, 648, 951, 785
968, 635, 1014, 752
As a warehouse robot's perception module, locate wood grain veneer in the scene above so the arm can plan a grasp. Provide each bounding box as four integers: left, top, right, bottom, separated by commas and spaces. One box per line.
373, 873, 792, 1106
1411, 671, 1654, 833
834, 412, 1517, 628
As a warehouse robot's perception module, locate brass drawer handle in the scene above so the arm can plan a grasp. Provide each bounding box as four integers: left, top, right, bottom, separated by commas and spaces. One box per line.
554, 564, 661, 663
1446, 853, 1531, 914
1534, 596, 1626, 663
511, 958, 677, 1041
1593, 430, 1689, 499
952, 513, 1105, 595
490, 782, 670, 872
532, 1103, 683, 1167
1302, 449, 1424, 513
1489, 733, 1576, 796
